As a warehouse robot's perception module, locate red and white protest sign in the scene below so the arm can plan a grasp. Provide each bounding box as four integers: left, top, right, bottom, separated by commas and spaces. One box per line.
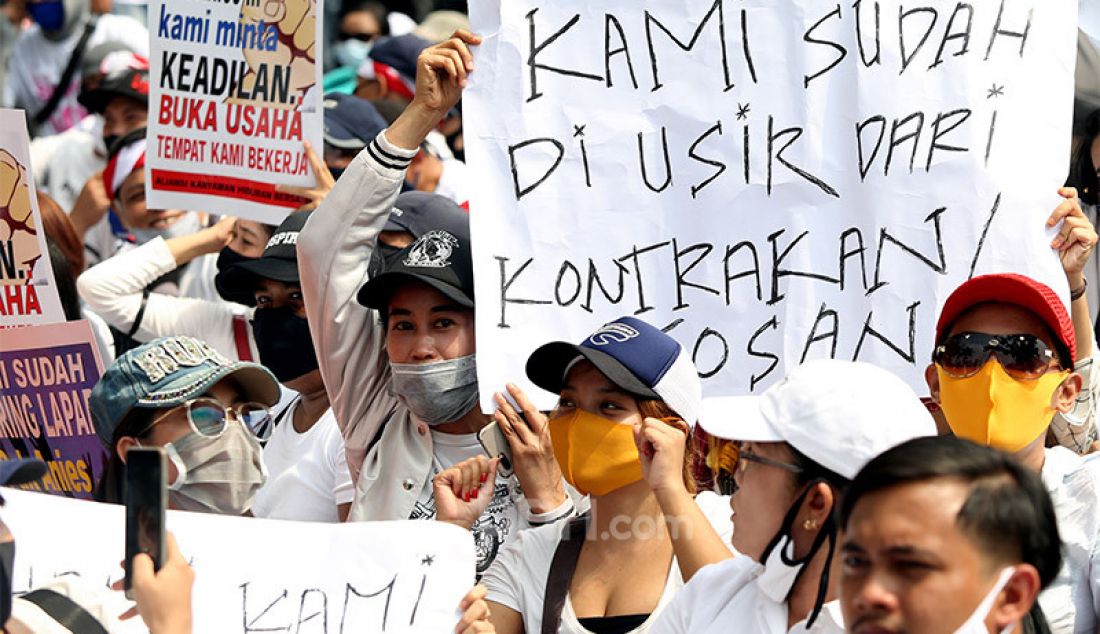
146, 0, 324, 224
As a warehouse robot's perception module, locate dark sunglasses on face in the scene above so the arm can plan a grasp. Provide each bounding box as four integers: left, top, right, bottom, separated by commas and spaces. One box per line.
714, 442, 804, 496
338, 31, 378, 42
933, 332, 1061, 380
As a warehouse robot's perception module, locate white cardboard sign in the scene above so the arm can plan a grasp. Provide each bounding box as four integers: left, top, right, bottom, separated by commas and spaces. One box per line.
465, 0, 1077, 408
2, 488, 475, 633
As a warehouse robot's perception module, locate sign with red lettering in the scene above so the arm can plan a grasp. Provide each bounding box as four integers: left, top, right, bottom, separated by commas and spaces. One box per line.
0, 109, 65, 327
146, 0, 323, 224
0, 320, 108, 501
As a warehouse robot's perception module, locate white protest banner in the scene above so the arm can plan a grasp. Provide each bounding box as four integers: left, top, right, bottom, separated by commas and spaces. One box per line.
0, 109, 65, 326
0, 320, 108, 501
146, 0, 323, 224
2, 488, 475, 633
465, 0, 1076, 406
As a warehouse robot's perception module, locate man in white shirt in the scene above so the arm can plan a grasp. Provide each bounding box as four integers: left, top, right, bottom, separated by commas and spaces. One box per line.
927, 272, 1100, 632
839, 436, 1062, 633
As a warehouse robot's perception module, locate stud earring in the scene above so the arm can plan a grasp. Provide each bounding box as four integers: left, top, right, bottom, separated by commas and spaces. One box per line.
803, 518, 819, 531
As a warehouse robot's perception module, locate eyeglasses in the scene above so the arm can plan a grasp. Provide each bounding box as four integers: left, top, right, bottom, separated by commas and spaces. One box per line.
141, 398, 272, 440
712, 442, 804, 495
933, 332, 1060, 380
338, 31, 378, 42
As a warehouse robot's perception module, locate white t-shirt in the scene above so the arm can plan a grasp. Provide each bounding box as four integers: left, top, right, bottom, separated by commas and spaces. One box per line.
410, 430, 523, 575
1038, 446, 1100, 633
651, 555, 845, 633
251, 404, 354, 522
481, 491, 734, 634
4, 15, 148, 136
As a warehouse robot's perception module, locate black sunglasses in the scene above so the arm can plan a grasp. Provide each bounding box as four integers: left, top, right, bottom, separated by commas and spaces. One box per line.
338, 31, 378, 42
933, 332, 1060, 380
713, 443, 804, 496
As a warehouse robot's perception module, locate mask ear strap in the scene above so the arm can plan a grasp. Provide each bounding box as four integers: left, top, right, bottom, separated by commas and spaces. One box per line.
759, 477, 838, 622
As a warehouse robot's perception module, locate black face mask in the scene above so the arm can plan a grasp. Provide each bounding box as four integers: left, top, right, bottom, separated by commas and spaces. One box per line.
216, 245, 254, 273
367, 242, 404, 279
0, 540, 14, 624
328, 166, 346, 181
250, 307, 319, 383
103, 134, 120, 154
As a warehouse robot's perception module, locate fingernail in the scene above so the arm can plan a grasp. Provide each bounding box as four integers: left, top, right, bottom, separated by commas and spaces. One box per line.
473, 489, 479, 499
481, 473, 488, 483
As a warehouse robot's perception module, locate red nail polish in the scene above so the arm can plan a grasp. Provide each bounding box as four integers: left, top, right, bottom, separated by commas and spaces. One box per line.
480, 473, 488, 483
473, 488, 480, 499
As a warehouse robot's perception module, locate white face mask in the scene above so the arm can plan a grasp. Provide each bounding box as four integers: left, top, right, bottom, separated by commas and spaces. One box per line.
162, 420, 267, 515
757, 534, 802, 603
129, 212, 202, 245
953, 567, 1017, 634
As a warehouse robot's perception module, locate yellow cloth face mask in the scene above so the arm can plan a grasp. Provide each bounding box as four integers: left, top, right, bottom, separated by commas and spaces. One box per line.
937, 361, 1068, 453
549, 410, 643, 497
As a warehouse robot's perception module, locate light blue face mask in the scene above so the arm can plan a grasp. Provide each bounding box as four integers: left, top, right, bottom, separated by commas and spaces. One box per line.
333, 39, 373, 69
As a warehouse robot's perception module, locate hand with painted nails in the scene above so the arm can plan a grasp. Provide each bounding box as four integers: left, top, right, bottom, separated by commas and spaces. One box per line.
1048, 187, 1098, 288
493, 384, 567, 514
432, 455, 499, 531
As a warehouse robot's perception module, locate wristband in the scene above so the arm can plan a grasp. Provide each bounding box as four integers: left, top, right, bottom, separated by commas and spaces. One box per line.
1071, 278, 1088, 301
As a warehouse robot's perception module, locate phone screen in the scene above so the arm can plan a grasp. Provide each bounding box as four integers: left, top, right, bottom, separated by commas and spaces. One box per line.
124, 447, 167, 598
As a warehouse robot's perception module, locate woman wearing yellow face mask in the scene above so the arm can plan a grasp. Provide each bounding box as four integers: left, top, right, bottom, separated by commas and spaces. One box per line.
446, 316, 734, 634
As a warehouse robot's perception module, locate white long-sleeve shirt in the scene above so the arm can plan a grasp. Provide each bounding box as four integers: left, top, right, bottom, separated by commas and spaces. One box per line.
75, 237, 258, 361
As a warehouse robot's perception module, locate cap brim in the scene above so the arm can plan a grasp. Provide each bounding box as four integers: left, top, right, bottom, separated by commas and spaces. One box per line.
356, 271, 474, 310
525, 342, 659, 400
215, 258, 300, 307
699, 396, 782, 442
135, 362, 281, 411
0, 458, 48, 486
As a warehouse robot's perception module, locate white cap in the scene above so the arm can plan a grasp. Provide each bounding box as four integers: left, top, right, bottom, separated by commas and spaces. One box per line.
700, 360, 936, 480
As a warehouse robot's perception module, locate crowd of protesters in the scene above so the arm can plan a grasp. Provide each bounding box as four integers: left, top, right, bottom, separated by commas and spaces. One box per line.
4, 0, 1100, 632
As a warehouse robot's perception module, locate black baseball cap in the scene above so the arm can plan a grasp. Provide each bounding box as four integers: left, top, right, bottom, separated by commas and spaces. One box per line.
357, 197, 473, 310
79, 57, 150, 114
215, 212, 311, 306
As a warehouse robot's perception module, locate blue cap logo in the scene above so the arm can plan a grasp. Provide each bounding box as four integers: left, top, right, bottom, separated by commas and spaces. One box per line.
588, 322, 641, 346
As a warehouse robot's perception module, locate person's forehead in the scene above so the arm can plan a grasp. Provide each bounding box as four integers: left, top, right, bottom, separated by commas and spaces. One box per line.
387, 281, 462, 311
947, 302, 1052, 342
120, 169, 145, 192
105, 95, 146, 115
849, 479, 971, 548
562, 360, 615, 391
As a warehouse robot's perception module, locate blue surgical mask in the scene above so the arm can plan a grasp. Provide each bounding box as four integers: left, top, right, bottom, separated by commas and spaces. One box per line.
333, 39, 373, 69
28, 0, 65, 31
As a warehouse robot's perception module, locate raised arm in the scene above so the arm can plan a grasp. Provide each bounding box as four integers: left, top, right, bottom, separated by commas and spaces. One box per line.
297, 30, 481, 483
635, 418, 734, 581
1048, 187, 1100, 453
76, 220, 249, 360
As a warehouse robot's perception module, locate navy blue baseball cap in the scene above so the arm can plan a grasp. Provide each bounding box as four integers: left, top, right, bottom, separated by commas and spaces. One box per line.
323, 93, 387, 150
369, 34, 430, 82
0, 458, 47, 487
527, 317, 702, 424
90, 336, 280, 446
